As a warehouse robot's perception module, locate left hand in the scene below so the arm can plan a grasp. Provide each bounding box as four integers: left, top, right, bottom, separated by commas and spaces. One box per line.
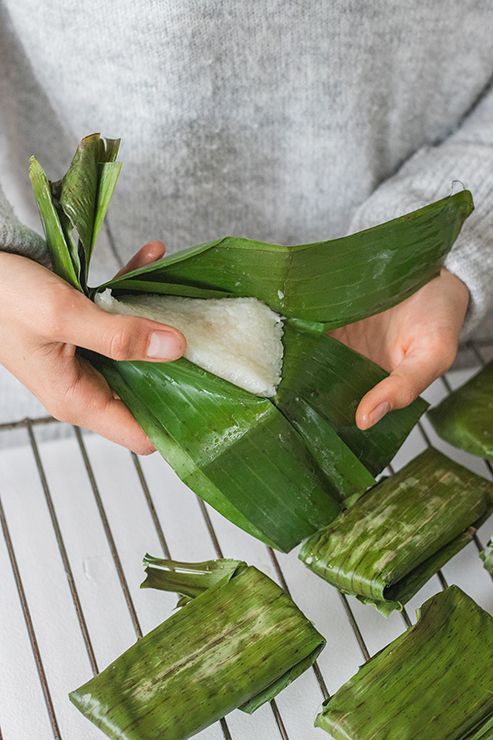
331, 268, 470, 430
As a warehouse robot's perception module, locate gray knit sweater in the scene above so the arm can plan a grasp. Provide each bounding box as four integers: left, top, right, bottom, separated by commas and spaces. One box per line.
1, 1, 493, 422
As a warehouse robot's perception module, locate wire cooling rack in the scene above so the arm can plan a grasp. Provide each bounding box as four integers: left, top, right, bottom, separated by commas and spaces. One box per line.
0, 339, 492, 740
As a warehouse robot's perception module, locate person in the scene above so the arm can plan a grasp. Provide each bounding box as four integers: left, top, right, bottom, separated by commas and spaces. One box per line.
0, 2, 492, 453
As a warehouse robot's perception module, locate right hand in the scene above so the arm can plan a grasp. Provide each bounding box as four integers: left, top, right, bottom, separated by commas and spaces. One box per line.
0, 241, 186, 453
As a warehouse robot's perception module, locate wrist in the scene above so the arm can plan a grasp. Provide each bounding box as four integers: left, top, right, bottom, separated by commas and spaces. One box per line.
440, 268, 470, 338
441, 266, 470, 306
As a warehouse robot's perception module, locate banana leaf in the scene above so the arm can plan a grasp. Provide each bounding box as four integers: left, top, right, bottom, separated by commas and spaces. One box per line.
29, 157, 81, 288
481, 538, 493, 575
140, 553, 245, 605
30, 134, 473, 551
315, 586, 493, 739
70, 558, 326, 739
299, 448, 493, 614
94, 325, 429, 551
30, 133, 122, 292
96, 355, 341, 551
429, 361, 493, 461
102, 190, 473, 328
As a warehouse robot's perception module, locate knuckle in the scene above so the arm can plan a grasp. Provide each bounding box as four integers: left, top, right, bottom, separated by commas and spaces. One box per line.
391, 375, 417, 408
398, 384, 417, 408
107, 324, 133, 360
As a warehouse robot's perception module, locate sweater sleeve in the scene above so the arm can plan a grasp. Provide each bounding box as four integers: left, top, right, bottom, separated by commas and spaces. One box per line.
0, 182, 49, 266
349, 84, 493, 337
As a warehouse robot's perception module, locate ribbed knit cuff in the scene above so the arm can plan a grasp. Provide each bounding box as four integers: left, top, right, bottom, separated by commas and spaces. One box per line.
0, 187, 49, 267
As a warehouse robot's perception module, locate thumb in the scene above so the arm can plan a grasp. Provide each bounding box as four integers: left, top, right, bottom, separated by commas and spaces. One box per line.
58, 294, 186, 362
356, 349, 450, 431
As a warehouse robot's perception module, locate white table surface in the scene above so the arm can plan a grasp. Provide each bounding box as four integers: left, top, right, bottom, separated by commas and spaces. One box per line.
1, 363, 492, 740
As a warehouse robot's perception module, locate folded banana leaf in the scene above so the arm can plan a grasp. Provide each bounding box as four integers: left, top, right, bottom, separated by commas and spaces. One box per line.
481, 538, 493, 575
70, 557, 325, 739
299, 448, 493, 614
316, 586, 493, 739
429, 361, 493, 461
102, 190, 472, 329
30, 134, 473, 551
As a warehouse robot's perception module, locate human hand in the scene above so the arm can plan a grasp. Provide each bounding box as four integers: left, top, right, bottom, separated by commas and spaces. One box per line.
331, 268, 469, 430
0, 241, 185, 453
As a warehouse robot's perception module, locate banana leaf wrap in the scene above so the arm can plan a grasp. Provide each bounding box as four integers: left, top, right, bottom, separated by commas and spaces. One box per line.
30, 134, 473, 551
429, 361, 493, 461
70, 558, 325, 739
315, 586, 493, 739
481, 538, 493, 575
299, 448, 493, 614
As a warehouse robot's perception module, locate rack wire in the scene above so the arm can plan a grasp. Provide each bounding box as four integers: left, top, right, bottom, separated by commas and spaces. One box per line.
0, 338, 492, 740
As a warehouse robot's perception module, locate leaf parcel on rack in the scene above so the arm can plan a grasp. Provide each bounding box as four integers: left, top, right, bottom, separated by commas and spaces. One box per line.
315, 587, 493, 739
299, 448, 493, 614
429, 360, 493, 461
481, 538, 493, 575
30, 133, 474, 551
70, 558, 326, 739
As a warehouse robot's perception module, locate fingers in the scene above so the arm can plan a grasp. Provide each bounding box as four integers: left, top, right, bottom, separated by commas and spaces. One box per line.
115, 240, 166, 278
54, 292, 186, 362
356, 345, 456, 430
96, 399, 156, 454
47, 358, 155, 454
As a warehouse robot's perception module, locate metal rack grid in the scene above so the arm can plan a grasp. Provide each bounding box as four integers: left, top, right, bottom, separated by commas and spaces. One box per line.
0, 339, 492, 740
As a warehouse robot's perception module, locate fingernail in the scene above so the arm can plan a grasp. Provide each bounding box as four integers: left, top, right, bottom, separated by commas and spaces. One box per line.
368, 401, 391, 427
147, 331, 183, 360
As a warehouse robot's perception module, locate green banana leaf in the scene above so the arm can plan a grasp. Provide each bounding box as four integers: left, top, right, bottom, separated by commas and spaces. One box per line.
30, 133, 122, 292
481, 538, 493, 575
96, 354, 342, 551
70, 558, 325, 739
141, 554, 245, 605
30, 134, 473, 551
95, 325, 429, 551
429, 361, 493, 461
103, 190, 473, 328
299, 448, 493, 614
277, 324, 428, 476
29, 157, 81, 289
315, 586, 493, 739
